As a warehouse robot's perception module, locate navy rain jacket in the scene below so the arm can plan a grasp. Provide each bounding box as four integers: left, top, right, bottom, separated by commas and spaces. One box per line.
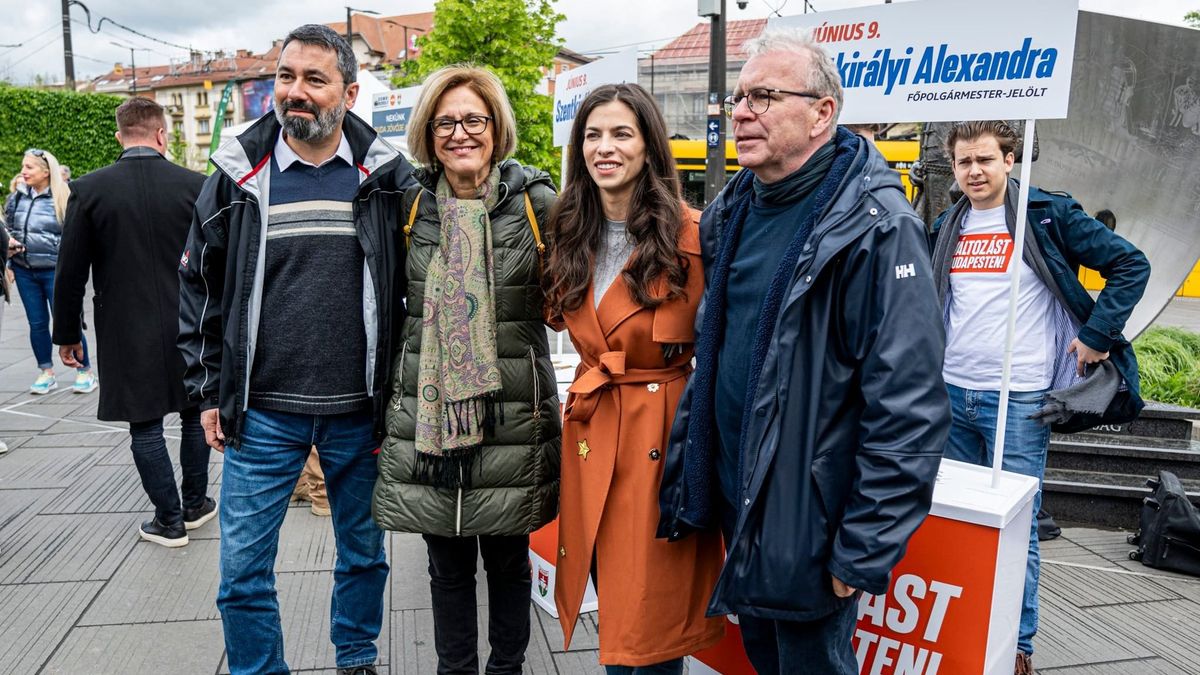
659, 131, 951, 621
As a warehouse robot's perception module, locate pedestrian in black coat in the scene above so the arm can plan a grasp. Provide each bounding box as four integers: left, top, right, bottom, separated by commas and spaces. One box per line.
53, 97, 216, 548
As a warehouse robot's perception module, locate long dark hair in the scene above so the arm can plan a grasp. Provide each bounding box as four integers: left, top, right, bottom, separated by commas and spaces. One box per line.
545, 83, 687, 317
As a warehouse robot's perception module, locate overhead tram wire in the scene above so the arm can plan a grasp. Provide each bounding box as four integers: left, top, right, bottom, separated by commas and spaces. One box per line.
71, 19, 174, 60
68, 1, 199, 53
0, 23, 61, 55
6, 35, 64, 69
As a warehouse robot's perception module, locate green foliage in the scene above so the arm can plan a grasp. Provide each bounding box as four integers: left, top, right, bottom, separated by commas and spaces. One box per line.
395, 0, 565, 185
169, 128, 188, 167
0, 85, 123, 194
1132, 327, 1200, 407
1187, 10, 1200, 28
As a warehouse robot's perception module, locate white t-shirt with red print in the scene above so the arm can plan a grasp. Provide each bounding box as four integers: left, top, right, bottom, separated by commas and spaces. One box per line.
943, 205, 1056, 392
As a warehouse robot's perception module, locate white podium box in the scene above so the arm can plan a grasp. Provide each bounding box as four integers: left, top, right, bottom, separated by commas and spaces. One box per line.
689, 458, 1039, 675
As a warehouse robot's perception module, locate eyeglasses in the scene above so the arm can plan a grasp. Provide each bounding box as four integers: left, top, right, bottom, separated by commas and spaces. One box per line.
25, 148, 46, 157
430, 115, 492, 138
723, 88, 823, 117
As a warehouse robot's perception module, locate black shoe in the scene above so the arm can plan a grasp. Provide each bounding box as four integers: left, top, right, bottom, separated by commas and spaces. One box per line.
138, 517, 189, 548
337, 667, 377, 675
184, 497, 217, 530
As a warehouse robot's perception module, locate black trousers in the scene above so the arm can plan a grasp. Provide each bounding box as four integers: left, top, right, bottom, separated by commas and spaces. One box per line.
423, 533, 532, 675
129, 407, 209, 524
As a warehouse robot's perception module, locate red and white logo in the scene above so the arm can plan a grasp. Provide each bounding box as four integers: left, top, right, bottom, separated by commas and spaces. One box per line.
950, 234, 1013, 274
179, 249, 190, 268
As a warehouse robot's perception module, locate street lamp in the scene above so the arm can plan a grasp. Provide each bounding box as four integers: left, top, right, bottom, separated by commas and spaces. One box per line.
345, 6, 379, 49
380, 19, 425, 61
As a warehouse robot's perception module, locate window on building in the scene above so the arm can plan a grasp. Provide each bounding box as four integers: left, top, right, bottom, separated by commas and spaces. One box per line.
171, 93, 183, 107
224, 114, 234, 128
197, 91, 209, 107
198, 118, 211, 135
173, 120, 183, 135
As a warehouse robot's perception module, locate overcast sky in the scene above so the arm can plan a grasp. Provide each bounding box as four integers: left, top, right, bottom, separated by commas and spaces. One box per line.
1, 0, 1196, 84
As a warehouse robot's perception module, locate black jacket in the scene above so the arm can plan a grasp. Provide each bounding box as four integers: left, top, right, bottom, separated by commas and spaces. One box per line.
177, 113, 415, 445
659, 131, 950, 621
53, 148, 205, 422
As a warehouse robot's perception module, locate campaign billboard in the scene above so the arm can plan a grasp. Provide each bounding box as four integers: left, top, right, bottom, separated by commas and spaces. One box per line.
771, 0, 1079, 123
371, 85, 424, 149
241, 79, 275, 120
552, 48, 639, 147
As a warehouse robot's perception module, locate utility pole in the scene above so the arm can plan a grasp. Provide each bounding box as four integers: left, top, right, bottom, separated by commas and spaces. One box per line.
112, 42, 138, 94
699, 0, 726, 205
345, 7, 379, 55
62, 0, 76, 90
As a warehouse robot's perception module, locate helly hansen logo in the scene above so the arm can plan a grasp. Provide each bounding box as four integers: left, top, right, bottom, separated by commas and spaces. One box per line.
895, 263, 916, 279
179, 249, 190, 268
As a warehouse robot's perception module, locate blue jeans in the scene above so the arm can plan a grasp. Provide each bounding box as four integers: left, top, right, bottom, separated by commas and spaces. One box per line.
217, 407, 388, 674
943, 383, 1050, 656
129, 407, 209, 524
12, 265, 89, 370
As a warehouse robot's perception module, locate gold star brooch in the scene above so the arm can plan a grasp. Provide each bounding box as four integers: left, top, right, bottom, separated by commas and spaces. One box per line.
577, 439, 591, 460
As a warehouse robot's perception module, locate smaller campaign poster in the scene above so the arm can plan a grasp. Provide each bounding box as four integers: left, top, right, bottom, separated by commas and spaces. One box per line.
552, 48, 638, 147
241, 79, 275, 120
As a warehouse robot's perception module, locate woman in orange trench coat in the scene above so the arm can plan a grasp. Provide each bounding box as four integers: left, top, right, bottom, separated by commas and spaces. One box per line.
545, 83, 724, 671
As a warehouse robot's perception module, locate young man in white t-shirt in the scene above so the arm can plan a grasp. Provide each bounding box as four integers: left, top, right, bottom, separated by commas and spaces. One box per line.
930, 120, 1150, 675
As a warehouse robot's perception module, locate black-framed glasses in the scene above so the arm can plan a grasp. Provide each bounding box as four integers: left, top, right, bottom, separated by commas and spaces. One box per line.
429, 115, 492, 137
723, 88, 823, 117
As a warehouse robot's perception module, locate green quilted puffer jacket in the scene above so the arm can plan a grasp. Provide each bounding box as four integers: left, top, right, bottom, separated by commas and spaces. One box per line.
373, 159, 562, 536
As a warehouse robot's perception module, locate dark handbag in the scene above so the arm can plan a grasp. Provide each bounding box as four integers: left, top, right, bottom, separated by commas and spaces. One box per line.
1128, 471, 1200, 576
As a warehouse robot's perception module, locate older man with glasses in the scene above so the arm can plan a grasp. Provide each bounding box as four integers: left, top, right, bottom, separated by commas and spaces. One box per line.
657, 27, 949, 673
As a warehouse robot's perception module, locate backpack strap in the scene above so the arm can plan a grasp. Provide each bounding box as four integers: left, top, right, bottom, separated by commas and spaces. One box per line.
404, 193, 421, 249
524, 192, 544, 275
405, 190, 544, 269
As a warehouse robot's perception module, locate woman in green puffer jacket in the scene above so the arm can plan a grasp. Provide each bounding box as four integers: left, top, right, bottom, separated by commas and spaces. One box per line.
372, 64, 561, 674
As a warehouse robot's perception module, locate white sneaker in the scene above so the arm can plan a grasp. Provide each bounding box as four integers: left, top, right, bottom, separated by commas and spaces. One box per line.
73, 369, 98, 394
0, 440, 8, 455
30, 371, 57, 395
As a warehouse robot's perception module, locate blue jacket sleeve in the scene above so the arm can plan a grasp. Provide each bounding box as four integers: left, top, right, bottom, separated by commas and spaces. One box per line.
827, 211, 950, 595
1051, 197, 1150, 352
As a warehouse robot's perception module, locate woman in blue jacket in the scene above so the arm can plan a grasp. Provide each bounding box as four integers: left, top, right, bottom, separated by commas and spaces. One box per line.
4, 149, 95, 394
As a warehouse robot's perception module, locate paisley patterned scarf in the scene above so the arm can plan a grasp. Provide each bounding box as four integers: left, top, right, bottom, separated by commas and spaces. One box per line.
414, 168, 504, 487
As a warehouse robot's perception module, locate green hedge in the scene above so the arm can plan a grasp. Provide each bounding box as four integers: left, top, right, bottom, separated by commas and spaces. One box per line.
0, 85, 123, 192
1132, 326, 1200, 408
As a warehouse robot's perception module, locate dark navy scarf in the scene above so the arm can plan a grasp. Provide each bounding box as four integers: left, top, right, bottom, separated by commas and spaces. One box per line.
678, 127, 861, 530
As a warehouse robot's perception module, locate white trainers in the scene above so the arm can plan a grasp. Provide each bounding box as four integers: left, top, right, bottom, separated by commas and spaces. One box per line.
30, 371, 57, 395
73, 369, 98, 394
0, 440, 9, 455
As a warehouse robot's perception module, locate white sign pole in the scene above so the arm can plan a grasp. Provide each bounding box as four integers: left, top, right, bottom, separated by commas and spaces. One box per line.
991, 118, 1037, 489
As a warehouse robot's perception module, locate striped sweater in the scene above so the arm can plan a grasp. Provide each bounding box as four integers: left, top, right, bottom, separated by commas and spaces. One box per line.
247, 153, 368, 415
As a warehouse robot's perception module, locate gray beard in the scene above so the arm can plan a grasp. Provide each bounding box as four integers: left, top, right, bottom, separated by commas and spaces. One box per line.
275, 102, 345, 142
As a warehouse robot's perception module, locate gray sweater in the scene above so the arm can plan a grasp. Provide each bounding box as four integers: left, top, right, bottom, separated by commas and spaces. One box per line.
593, 218, 635, 307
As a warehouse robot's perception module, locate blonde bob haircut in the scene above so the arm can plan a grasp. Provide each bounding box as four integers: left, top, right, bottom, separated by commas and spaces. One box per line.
408, 65, 518, 168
